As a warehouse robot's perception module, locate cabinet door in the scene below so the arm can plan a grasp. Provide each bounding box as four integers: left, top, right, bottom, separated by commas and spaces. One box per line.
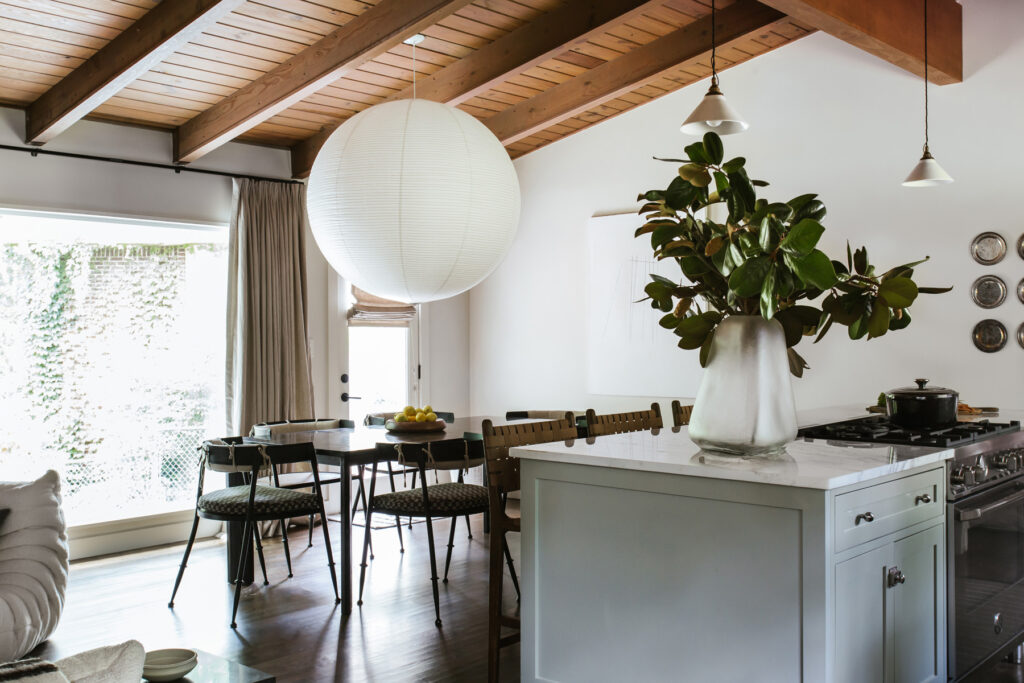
893, 524, 945, 683
835, 544, 891, 683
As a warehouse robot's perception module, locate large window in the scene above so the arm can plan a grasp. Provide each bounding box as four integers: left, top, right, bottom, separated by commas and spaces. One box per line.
0, 210, 226, 526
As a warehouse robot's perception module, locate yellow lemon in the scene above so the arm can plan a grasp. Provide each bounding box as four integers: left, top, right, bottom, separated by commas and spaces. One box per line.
395, 414, 407, 422
403, 405, 416, 417
423, 404, 433, 414
415, 411, 427, 422
426, 412, 437, 422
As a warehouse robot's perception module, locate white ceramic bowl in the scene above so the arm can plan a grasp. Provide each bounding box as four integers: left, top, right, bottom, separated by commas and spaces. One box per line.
143, 648, 198, 682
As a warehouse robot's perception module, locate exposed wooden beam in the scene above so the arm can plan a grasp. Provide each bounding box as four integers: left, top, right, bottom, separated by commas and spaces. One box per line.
173, 0, 474, 164
757, 0, 961, 84
484, 0, 786, 146
290, 0, 663, 179
25, 0, 245, 145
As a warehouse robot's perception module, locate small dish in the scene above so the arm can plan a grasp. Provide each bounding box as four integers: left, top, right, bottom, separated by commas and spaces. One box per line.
973, 319, 1008, 353
143, 649, 198, 682
970, 232, 1007, 265
971, 275, 1007, 308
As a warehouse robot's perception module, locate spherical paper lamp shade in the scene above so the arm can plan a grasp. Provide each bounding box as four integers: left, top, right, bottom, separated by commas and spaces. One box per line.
306, 99, 521, 304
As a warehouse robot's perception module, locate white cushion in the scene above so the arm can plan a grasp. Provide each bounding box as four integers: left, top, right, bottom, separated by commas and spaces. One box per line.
0, 470, 68, 662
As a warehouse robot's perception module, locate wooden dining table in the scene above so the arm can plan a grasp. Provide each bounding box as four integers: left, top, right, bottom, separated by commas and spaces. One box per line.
245, 416, 517, 615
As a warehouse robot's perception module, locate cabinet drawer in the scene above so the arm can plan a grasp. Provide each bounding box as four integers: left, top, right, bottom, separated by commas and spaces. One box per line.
834, 468, 944, 552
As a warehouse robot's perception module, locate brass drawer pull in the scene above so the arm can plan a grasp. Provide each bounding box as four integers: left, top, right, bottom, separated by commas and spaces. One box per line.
854, 512, 874, 525
915, 493, 932, 505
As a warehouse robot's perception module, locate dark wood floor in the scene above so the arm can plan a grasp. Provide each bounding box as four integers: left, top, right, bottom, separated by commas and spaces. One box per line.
35, 514, 520, 682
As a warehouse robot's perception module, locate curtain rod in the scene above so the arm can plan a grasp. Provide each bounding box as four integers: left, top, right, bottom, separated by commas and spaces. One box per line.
0, 143, 303, 185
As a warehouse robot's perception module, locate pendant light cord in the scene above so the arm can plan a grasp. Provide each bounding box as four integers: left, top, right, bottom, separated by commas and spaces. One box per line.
412, 40, 417, 100
710, 0, 718, 84
923, 0, 929, 151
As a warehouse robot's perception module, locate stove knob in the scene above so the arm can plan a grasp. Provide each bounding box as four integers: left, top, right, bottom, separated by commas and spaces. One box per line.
994, 454, 1020, 472
952, 465, 973, 486
971, 464, 987, 484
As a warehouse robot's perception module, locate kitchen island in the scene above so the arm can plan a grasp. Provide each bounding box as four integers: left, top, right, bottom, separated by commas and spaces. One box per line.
512, 408, 954, 683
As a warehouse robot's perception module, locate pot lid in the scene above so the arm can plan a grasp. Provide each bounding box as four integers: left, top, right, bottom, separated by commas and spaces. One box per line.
887, 378, 958, 399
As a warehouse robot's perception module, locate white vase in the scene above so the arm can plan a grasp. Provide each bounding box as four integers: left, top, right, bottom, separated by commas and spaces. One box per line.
687, 315, 798, 455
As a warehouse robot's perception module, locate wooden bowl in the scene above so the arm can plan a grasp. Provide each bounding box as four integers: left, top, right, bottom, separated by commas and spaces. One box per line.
385, 419, 446, 433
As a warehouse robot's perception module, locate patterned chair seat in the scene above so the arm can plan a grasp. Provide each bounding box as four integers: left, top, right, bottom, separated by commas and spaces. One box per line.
373, 483, 489, 516
198, 485, 319, 517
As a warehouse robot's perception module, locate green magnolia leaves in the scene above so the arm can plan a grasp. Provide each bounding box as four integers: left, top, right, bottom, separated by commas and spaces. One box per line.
636, 132, 951, 376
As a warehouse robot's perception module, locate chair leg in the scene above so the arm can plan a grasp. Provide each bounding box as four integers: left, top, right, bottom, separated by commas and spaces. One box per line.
425, 514, 442, 627
443, 516, 458, 584
457, 472, 472, 539
307, 514, 314, 548
317, 506, 341, 604
487, 528, 505, 682
395, 512, 404, 553
357, 510, 373, 607
503, 537, 521, 602
168, 513, 200, 608
351, 467, 367, 521
281, 518, 294, 578
231, 520, 254, 629
408, 470, 417, 528
253, 524, 269, 586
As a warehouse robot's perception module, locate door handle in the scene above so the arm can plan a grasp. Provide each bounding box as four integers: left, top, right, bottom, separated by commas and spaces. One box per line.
854, 512, 874, 526
915, 494, 932, 505
341, 393, 361, 402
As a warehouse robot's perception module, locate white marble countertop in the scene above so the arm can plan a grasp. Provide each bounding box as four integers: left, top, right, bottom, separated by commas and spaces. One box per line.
513, 405, 1023, 490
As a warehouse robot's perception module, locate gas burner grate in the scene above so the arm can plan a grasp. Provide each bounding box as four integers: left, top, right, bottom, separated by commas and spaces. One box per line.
798, 416, 1022, 448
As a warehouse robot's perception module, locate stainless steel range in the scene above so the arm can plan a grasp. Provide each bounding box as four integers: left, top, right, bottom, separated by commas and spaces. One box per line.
799, 415, 1024, 681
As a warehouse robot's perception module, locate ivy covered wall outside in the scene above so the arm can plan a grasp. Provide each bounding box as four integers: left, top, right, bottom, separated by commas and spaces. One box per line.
0, 241, 226, 524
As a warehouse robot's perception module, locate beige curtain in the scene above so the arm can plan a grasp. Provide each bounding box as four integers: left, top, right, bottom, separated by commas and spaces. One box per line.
226, 178, 315, 435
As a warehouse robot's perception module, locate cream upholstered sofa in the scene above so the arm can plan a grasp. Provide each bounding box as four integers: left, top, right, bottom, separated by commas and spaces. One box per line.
0, 470, 68, 662
0, 471, 145, 681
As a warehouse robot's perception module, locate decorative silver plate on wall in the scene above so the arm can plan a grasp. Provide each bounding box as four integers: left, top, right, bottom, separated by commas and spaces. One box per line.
1018, 233, 1024, 260
1018, 278, 1024, 304
972, 275, 1008, 308
971, 232, 1007, 265
1019, 323, 1024, 349
973, 319, 1008, 353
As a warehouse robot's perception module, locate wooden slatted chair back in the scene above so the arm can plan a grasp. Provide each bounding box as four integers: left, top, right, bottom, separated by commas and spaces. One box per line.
584, 402, 663, 437
482, 413, 577, 497
671, 400, 694, 427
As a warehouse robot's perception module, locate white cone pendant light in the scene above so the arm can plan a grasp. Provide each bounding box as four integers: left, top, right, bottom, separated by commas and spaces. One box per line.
680, 78, 749, 135
903, 0, 952, 187
681, 0, 748, 135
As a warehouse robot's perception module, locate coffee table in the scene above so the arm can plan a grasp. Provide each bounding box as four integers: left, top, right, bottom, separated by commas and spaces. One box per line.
148, 649, 274, 682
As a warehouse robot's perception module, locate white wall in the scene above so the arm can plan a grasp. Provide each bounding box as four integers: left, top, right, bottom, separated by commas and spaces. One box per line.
470, 0, 1024, 415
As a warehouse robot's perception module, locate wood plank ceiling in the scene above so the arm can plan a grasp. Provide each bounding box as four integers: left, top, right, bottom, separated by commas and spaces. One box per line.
0, 0, 961, 179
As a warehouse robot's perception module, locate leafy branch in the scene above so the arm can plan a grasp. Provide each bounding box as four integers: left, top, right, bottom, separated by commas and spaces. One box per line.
637, 132, 952, 377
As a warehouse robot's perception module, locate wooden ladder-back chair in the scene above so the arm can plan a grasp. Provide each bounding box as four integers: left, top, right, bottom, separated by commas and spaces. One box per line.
584, 402, 663, 437
481, 414, 578, 683
671, 400, 694, 428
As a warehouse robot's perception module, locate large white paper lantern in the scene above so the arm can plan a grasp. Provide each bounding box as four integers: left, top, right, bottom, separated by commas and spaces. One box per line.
306, 99, 521, 303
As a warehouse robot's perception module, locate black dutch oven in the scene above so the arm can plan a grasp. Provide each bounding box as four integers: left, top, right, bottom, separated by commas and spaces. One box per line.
885, 378, 959, 429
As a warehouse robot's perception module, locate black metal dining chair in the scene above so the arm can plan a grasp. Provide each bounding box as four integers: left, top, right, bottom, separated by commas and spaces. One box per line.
168, 437, 339, 628
250, 418, 355, 555
358, 439, 488, 627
